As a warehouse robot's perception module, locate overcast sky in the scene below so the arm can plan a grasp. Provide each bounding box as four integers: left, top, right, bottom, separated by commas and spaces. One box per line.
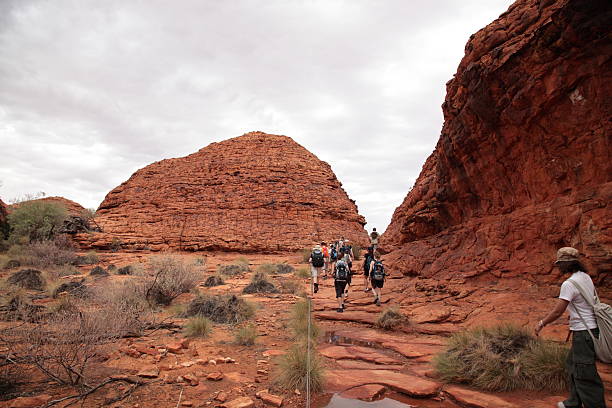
0, 0, 513, 232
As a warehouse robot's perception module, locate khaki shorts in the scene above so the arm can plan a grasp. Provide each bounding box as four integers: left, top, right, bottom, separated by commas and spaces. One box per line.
311, 266, 322, 278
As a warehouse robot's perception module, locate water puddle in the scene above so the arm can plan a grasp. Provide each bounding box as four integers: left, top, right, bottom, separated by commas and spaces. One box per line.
322, 394, 415, 407
324, 331, 377, 348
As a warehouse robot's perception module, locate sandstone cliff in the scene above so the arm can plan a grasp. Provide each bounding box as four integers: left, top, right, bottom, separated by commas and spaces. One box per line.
77, 132, 368, 252
381, 0, 611, 285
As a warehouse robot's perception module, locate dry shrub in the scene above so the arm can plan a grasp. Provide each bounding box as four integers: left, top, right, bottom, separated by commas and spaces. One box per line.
23, 236, 77, 267
434, 324, 568, 392
184, 294, 254, 324
145, 256, 201, 306
52, 279, 88, 298
218, 262, 249, 276
89, 266, 108, 276
278, 279, 303, 295
76, 251, 99, 265
184, 316, 212, 338
289, 299, 320, 340
242, 272, 279, 294
258, 263, 295, 275
299, 248, 311, 264
294, 267, 310, 279
6, 269, 45, 291
234, 323, 257, 346
203, 274, 225, 287
117, 265, 133, 275
0, 289, 44, 321
375, 307, 408, 331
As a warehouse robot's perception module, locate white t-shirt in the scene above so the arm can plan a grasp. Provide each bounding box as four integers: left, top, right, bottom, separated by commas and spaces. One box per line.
559, 271, 598, 331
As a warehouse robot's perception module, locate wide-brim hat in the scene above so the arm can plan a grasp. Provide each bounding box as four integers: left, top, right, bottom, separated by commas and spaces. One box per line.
555, 247, 579, 264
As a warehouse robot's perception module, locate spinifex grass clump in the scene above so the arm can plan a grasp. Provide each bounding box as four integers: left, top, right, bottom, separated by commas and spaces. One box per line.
375, 307, 408, 331
242, 271, 279, 294
289, 298, 320, 340
203, 274, 225, 287
217, 262, 249, 276
184, 316, 212, 338
234, 323, 257, 346
434, 324, 568, 392
184, 294, 254, 324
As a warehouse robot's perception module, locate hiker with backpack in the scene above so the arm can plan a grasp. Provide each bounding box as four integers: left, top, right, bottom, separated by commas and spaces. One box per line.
330, 243, 338, 278
321, 242, 330, 279
369, 252, 386, 306
363, 247, 375, 292
370, 228, 380, 252
534, 247, 608, 408
308, 244, 325, 294
333, 255, 350, 313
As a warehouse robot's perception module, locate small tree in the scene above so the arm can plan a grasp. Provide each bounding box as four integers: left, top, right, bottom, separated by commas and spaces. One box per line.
7, 201, 67, 243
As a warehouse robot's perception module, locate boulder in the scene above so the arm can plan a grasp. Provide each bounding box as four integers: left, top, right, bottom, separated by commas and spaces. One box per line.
75, 132, 369, 252
380, 0, 611, 284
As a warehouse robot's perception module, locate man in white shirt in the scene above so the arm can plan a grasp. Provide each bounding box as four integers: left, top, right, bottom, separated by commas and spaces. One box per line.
535, 247, 605, 408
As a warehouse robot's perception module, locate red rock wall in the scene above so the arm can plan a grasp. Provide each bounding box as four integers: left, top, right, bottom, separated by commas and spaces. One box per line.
381, 0, 611, 285
77, 132, 369, 252
0, 198, 8, 239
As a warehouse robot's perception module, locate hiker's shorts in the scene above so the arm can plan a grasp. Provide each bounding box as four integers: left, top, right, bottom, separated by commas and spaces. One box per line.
363, 266, 370, 277
371, 278, 384, 289
564, 329, 605, 408
311, 266, 322, 278
334, 280, 347, 298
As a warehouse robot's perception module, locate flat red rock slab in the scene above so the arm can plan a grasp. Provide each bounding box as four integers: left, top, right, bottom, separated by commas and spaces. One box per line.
336, 360, 403, 371
381, 342, 442, 359
444, 386, 519, 408
319, 345, 402, 365
315, 311, 377, 325
340, 384, 386, 401
414, 323, 460, 336
326, 369, 440, 397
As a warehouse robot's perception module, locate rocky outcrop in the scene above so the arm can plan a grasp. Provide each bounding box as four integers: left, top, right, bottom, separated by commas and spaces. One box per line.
0, 198, 8, 239
381, 0, 611, 285
77, 132, 368, 252
8, 196, 86, 217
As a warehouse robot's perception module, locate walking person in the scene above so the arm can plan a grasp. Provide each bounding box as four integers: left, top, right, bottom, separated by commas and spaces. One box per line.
330, 242, 338, 277
334, 256, 350, 313
370, 228, 380, 252
363, 247, 374, 292
321, 241, 330, 279
308, 244, 325, 294
535, 247, 606, 408
369, 252, 386, 306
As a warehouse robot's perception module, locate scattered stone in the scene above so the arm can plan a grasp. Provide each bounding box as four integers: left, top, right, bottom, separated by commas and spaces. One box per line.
166, 342, 184, 354
325, 369, 440, 397
215, 392, 229, 402
262, 350, 285, 358
220, 396, 255, 408
119, 346, 141, 358
182, 373, 199, 386
137, 367, 160, 378
259, 392, 283, 407
207, 372, 224, 381
132, 343, 158, 356
180, 401, 193, 407
319, 345, 402, 365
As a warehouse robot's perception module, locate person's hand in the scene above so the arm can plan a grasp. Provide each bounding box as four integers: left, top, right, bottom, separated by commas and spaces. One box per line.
535, 320, 544, 336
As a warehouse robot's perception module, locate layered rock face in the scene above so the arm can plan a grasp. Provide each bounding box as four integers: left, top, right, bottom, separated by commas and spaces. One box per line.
381, 0, 610, 284
77, 132, 368, 252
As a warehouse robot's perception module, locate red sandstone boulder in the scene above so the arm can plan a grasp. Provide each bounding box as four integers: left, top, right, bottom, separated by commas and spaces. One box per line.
77, 132, 368, 252
381, 0, 611, 284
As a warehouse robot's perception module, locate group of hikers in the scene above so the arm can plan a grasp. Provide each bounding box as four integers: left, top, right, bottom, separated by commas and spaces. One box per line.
307, 228, 382, 313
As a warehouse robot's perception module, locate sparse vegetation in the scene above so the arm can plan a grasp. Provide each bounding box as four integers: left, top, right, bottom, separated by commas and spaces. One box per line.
218, 262, 249, 276
89, 265, 108, 276
275, 342, 325, 392
6, 200, 67, 244
184, 316, 212, 338
242, 271, 279, 294
6, 269, 45, 291
203, 274, 225, 287
144, 256, 201, 306
294, 266, 310, 279
52, 279, 88, 298
289, 298, 320, 340
184, 294, 254, 324
375, 307, 408, 331
79, 250, 99, 265
234, 323, 257, 346
299, 248, 311, 263
278, 278, 303, 295
117, 265, 134, 275
434, 324, 568, 392
257, 263, 295, 275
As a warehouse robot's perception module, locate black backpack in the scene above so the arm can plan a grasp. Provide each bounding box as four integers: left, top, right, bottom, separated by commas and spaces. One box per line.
371, 261, 385, 281
363, 255, 373, 273
311, 250, 324, 267
335, 262, 349, 281
330, 247, 338, 261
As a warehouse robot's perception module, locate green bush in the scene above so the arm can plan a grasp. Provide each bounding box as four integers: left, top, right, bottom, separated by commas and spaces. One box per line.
375, 307, 408, 331
234, 323, 257, 346
184, 316, 212, 338
434, 324, 568, 392
7, 201, 67, 243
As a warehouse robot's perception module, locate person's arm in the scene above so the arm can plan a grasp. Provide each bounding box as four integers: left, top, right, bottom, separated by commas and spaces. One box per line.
535, 298, 569, 336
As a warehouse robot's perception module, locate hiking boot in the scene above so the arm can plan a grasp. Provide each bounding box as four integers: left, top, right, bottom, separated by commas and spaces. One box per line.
337, 308, 343, 313
314, 283, 319, 293
376, 298, 381, 306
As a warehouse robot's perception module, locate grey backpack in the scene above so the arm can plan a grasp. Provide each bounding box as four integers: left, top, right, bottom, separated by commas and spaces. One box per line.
569, 279, 612, 364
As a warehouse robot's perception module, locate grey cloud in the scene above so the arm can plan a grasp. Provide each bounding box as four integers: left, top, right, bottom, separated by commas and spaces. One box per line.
0, 0, 513, 231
